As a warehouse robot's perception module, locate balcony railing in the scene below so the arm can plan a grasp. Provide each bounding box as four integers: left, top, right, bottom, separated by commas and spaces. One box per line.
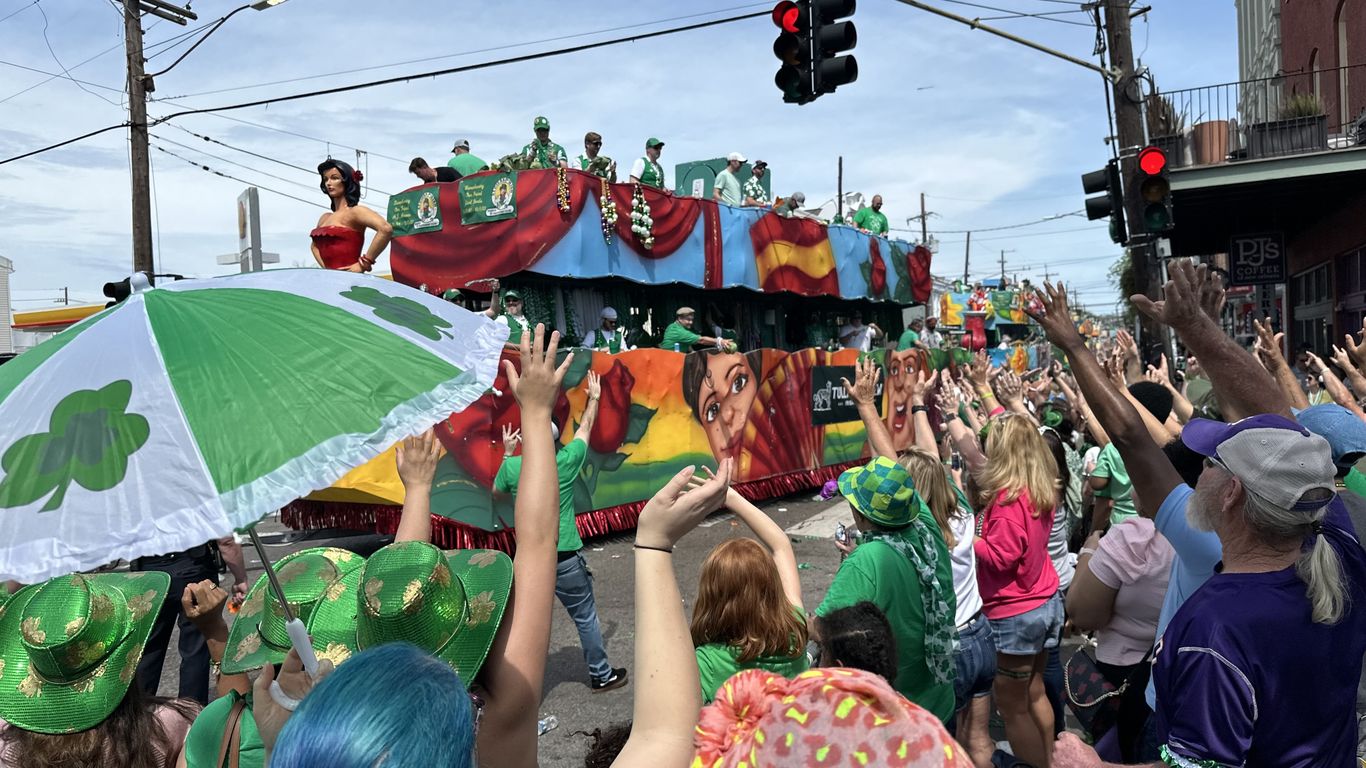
1148, 62, 1366, 169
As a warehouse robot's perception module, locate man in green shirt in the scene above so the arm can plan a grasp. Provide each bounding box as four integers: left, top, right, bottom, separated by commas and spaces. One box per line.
496, 289, 527, 350
897, 318, 924, 351
493, 371, 628, 692
662, 306, 733, 352
713, 152, 745, 206
521, 116, 569, 169
575, 130, 616, 182
446, 138, 487, 176
852, 194, 889, 236
630, 137, 666, 189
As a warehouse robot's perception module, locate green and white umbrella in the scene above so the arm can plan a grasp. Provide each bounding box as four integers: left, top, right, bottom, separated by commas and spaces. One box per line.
0, 270, 508, 583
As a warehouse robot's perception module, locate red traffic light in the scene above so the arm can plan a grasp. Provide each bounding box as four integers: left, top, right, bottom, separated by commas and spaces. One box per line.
1138, 146, 1167, 176
772, 1, 801, 33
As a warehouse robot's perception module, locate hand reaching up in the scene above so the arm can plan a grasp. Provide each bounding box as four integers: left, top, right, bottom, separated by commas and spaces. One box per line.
967, 351, 992, 390
504, 323, 572, 416
1131, 259, 1219, 333
586, 370, 602, 400
840, 356, 882, 408
500, 423, 521, 456
995, 370, 1024, 404
1344, 323, 1366, 369
635, 459, 733, 551
935, 381, 962, 419
910, 367, 938, 404
181, 580, 229, 634
1331, 344, 1357, 373
1025, 281, 1079, 349
396, 429, 443, 489
1115, 329, 1139, 364
1252, 317, 1286, 369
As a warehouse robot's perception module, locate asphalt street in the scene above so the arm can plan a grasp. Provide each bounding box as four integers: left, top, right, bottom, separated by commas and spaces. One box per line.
151, 492, 1078, 767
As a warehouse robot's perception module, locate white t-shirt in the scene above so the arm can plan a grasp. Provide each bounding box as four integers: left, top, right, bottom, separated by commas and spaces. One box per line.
948, 511, 983, 626
1049, 492, 1075, 592
839, 323, 872, 352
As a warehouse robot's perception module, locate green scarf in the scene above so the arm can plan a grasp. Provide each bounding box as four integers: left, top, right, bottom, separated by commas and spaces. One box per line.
858, 519, 955, 686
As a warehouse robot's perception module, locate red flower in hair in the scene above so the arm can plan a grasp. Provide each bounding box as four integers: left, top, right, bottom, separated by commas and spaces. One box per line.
352, 169, 364, 183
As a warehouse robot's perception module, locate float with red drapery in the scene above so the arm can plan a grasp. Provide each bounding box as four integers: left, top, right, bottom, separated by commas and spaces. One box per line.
282, 167, 935, 549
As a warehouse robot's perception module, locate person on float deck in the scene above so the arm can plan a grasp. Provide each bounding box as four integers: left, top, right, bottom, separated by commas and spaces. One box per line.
310, 158, 393, 273
629, 138, 666, 189
582, 307, 634, 353
662, 307, 732, 353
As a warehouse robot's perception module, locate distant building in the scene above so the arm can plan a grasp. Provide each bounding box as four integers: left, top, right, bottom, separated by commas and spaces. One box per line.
0, 256, 12, 356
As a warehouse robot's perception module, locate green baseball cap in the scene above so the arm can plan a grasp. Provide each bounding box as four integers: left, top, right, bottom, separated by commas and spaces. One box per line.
222, 547, 365, 674
837, 456, 928, 528
502, 289, 522, 301
645, 137, 665, 148
534, 116, 550, 130
0, 571, 170, 734
356, 542, 512, 687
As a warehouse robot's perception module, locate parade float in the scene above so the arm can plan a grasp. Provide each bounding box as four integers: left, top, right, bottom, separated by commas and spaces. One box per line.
936, 281, 1050, 372
283, 167, 935, 549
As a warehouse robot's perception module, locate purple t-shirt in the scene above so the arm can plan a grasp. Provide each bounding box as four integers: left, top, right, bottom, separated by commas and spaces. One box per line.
1152, 497, 1366, 767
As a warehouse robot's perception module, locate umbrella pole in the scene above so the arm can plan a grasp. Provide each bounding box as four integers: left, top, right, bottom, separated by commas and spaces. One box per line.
246, 525, 320, 678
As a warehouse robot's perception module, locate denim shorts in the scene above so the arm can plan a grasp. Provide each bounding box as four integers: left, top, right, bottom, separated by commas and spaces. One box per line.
953, 612, 996, 711
988, 591, 1064, 656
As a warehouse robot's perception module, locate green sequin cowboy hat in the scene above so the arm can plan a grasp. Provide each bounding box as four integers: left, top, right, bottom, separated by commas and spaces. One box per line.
837, 456, 929, 528
221, 547, 365, 674
355, 541, 512, 687
0, 570, 169, 734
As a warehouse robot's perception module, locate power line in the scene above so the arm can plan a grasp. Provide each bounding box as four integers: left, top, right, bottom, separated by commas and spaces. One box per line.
153, 2, 772, 101
0, 123, 131, 165
162, 123, 314, 173
933, 225, 1107, 243
906, 210, 1086, 235
150, 132, 392, 198
151, 144, 328, 209
35, 1, 123, 107
936, 0, 1093, 26
0, 0, 39, 25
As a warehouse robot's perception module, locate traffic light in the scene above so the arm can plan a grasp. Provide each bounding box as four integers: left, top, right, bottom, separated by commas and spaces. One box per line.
772, 1, 814, 104
811, 0, 857, 94
1134, 145, 1174, 233
1081, 159, 1127, 245
103, 272, 154, 308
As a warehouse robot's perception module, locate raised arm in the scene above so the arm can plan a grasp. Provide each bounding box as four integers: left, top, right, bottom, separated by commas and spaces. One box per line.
719, 485, 803, 609
394, 429, 442, 544
1251, 318, 1308, 413
1331, 343, 1366, 403
478, 325, 572, 761
573, 371, 602, 444
1307, 352, 1366, 418
1029, 283, 1183, 520
910, 367, 940, 456
994, 371, 1036, 424
842, 356, 897, 459
1147, 357, 1194, 424
936, 383, 987, 475
1115, 329, 1142, 385
181, 580, 250, 697
483, 278, 502, 320
613, 461, 733, 768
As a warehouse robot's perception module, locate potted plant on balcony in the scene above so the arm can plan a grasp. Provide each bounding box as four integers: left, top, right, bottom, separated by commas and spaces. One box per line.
1248, 92, 1329, 159
1145, 93, 1188, 166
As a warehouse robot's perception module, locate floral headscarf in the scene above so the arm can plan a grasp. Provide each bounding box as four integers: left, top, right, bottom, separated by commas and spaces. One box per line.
692, 667, 972, 767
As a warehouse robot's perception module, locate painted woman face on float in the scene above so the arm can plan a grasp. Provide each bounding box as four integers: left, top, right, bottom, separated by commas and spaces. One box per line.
884, 348, 919, 451
695, 352, 758, 461
322, 167, 346, 199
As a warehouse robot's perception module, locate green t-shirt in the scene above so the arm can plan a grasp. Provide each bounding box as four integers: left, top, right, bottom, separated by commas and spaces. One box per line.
522, 139, 567, 168
493, 437, 588, 552
498, 313, 525, 345
816, 512, 955, 722
713, 169, 742, 206
852, 207, 889, 236
447, 153, 487, 176
183, 691, 264, 768
1091, 442, 1137, 524
662, 321, 701, 351
1345, 467, 1366, 497
897, 329, 920, 350
695, 606, 809, 704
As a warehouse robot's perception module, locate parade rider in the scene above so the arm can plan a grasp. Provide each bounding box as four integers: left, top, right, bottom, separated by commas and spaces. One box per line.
582, 307, 634, 353
662, 307, 736, 353
630, 138, 666, 190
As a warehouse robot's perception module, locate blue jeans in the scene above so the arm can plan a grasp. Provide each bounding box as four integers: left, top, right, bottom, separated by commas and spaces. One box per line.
556, 552, 613, 682
953, 612, 996, 713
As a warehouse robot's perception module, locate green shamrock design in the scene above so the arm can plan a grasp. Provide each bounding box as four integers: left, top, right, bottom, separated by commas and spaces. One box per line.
341, 285, 453, 341
0, 380, 151, 512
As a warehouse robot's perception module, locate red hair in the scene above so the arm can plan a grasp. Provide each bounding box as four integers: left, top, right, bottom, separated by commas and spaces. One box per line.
690, 538, 806, 663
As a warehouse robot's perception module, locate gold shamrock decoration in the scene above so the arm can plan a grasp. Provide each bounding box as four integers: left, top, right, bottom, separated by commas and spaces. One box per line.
277, 560, 310, 583
18, 669, 42, 698
233, 633, 261, 662
431, 563, 451, 588
468, 551, 498, 569
89, 593, 114, 622
66, 640, 107, 668
237, 590, 265, 619
465, 591, 496, 628
66, 617, 85, 638
128, 590, 157, 621
121, 642, 144, 684
323, 549, 354, 564
0, 658, 6, 681
402, 580, 425, 615
325, 580, 346, 602
21, 617, 45, 645
317, 642, 352, 666
364, 579, 384, 616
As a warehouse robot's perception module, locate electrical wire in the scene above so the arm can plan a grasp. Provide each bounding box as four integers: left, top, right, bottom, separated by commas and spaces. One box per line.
152, 144, 328, 209
150, 132, 392, 197
975, 9, 1092, 22
924, 211, 1087, 235
162, 109, 409, 164
930, 225, 1107, 243
162, 123, 312, 172
0, 0, 39, 25
36, 0, 123, 107
936, 0, 1093, 26
0, 123, 131, 165
152, 2, 773, 101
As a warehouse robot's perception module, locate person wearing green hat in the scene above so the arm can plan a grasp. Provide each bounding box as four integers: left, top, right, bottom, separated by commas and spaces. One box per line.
495, 289, 527, 349
812, 454, 957, 724
629, 138, 666, 189
521, 116, 568, 170
0, 571, 202, 767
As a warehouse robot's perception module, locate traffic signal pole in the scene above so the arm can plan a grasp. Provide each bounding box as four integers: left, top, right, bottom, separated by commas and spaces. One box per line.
124, 0, 154, 275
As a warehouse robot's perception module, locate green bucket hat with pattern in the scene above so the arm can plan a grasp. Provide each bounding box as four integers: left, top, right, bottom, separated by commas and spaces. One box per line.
837, 456, 927, 528
356, 541, 512, 687
222, 547, 365, 674
0, 570, 169, 734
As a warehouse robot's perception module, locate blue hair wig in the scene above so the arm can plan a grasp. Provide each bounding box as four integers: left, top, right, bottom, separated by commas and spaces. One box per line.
270, 643, 474, 768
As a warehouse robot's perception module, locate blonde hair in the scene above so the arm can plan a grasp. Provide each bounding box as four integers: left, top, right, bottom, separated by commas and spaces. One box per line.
897, 450, 959, 546
980, 415, 1058, 517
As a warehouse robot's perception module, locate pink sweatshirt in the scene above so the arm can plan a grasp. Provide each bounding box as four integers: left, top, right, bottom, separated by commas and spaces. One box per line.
973, 490, 1060, 620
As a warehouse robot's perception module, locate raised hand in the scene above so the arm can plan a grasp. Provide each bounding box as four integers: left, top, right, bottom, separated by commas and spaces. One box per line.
635, 459, 733, 551
1199, 266, 1227, 323
1252, 317, 1287, 368
910, 367, 939, 404
934, 381, 962, 418
181, 579, 229, 632
995, 370, 1024, 404
1115, 329, 1139, 363
1131, 259, 1215, 333
396, 428, 443, 488
967, 350, 992, 389
500, 423, 521, 456
839, 355, 882, 408
1026, 281, 1078, 348
504, 323, 572, 416
253, 646, 337, 755
585, 370, 602, 400
1344, 324, 1366, 368
1332, 344, 1357, 373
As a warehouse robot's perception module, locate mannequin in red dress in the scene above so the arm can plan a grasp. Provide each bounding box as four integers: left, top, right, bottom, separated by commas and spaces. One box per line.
310, 159, 393, 272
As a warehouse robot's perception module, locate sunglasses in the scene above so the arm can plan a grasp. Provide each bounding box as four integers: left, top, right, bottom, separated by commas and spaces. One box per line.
587, 141, 602, 146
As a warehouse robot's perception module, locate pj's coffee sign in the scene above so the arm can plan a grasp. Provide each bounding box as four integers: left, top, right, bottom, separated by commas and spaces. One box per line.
1228, 232, 1285, 286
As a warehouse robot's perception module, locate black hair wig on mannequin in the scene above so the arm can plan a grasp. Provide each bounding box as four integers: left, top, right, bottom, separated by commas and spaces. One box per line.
318, 158, 361, 210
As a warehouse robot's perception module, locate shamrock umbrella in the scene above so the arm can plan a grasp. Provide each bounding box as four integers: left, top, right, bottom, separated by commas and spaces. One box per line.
0, 269, 507, 583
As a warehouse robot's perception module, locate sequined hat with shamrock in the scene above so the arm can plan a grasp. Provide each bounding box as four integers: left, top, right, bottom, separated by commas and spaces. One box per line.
355, 541, 512, 687
221, 547, 365, 674
0, 570, 169, 734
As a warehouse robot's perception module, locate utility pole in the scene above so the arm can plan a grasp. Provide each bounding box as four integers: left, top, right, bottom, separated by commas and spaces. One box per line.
123, 0, 154, 275
998, 249, 1015, 285
836, 156, 844, 224
963, 231, 971, 284
63, 287, 69, 306
919, 193, 928, 243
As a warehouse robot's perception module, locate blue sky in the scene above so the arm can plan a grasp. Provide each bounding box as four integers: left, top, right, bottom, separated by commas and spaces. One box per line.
0, 0, 1236, 314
